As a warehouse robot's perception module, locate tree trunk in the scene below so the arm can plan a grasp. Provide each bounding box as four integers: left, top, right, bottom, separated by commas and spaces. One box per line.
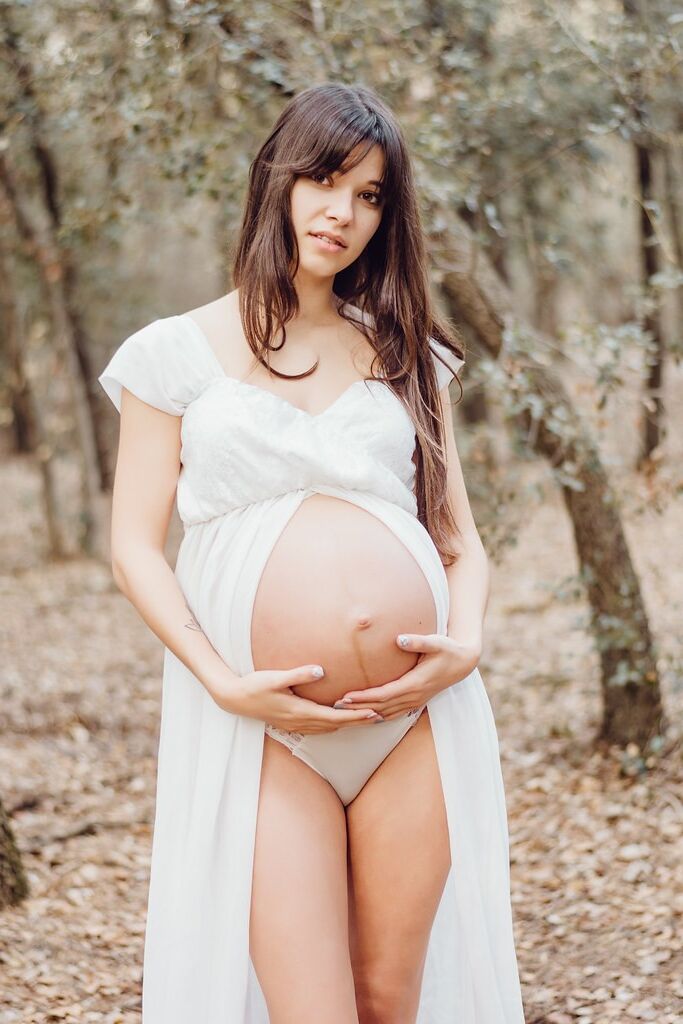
520, 186, 561, 338
0, 796, 29, 909
634, 142, 665, 465
621, 0, 666, 465
661, 143, 683, 358
0, 152, 102, 557
438, 215, 666, 749
1, 285, 37, 454
516, 362, 664, 745
0, 239, 67, 557
1, 11, 113, 491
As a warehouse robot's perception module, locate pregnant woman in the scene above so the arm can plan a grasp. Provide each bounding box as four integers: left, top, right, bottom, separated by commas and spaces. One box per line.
99, 83, 525, 1023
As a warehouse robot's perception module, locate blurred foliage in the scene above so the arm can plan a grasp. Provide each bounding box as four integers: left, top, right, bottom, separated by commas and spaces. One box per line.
1, 0, 681, 551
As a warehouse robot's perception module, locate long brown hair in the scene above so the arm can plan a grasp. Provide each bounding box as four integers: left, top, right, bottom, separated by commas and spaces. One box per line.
231, 82, 466, 566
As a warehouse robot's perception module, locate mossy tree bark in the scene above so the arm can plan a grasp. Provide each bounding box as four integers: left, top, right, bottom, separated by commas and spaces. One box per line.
439, 218, 665, 748
0, 796, 29, 910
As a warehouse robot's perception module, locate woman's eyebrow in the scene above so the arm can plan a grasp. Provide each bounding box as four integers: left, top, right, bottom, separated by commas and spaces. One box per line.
336, 166, 383, 188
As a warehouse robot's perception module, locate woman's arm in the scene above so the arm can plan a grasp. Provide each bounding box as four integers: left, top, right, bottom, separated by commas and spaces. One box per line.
109, 387, 243, 708
444, 536, 490, 651
438, 388, 490, 651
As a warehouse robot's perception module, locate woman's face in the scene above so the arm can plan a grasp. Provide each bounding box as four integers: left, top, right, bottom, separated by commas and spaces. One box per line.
289, 143, 385, 277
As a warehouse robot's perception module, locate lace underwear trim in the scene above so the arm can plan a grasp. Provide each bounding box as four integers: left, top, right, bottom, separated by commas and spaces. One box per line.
264, 705, 424, 753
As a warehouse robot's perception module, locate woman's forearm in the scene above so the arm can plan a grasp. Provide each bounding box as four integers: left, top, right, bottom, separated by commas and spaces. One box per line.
443, 532, 490, 648
112, 546, 242, 706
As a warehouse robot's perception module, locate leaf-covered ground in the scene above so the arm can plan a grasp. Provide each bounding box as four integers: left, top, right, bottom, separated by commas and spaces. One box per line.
1, 452, 681, 1024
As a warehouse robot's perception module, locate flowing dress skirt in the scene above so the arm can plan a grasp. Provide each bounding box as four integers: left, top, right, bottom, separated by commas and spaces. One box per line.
141, 484, 525, 1023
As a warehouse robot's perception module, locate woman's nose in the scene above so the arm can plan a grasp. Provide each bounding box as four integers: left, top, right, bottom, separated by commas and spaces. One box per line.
325, 192, 353, 223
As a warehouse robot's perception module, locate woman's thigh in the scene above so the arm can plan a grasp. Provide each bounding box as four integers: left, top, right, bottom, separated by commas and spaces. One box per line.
250, 733, 360, 1024
345, 709, 451, 1024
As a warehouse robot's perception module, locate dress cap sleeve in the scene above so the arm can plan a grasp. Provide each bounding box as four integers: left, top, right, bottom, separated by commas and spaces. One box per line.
98, 318, 205, 416
429, 337, 465, 391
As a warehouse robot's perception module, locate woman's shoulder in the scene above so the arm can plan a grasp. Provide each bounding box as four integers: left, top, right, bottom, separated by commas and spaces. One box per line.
341, 302, 464, 388
428, 337, 465, 389
98, 312, 219, 416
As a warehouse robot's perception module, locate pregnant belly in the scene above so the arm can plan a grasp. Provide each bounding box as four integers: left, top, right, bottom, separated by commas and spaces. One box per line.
250, 494, 437, 706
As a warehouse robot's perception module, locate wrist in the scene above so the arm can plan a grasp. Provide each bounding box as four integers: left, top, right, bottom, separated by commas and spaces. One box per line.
444, 634, 482, 681
203, 664, 246, 714
447, 628, 483, 654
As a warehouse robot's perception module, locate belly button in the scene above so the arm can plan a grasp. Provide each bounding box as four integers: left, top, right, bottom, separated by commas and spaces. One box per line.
355, 615, 373, 630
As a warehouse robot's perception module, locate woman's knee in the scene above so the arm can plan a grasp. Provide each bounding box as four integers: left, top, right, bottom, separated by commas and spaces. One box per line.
355, 965, 423, 1024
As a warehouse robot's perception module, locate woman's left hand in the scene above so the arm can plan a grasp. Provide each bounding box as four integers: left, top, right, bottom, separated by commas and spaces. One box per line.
333, 633, 482, 720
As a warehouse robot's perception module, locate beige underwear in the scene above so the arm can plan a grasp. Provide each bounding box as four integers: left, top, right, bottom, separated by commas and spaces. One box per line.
264, 705, 426, 805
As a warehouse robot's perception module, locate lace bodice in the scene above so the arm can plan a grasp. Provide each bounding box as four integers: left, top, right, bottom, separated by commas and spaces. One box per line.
98, 306, 464, 527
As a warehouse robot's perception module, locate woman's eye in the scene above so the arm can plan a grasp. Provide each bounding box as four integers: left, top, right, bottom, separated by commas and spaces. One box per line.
309, 175, 381, 205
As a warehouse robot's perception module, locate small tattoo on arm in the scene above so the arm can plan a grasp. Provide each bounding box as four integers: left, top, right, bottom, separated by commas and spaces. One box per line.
184, 605, 203, 633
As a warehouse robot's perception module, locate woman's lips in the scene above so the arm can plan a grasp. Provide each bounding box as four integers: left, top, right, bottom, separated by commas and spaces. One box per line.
309, 232, 346, 252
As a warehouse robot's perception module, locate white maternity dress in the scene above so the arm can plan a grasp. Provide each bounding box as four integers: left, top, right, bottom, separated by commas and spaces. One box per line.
98, 304, 525, 1024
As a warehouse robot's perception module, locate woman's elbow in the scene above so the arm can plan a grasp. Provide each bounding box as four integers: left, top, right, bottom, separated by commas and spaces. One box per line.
111, 557, 130, 593
459, 527, 487, 562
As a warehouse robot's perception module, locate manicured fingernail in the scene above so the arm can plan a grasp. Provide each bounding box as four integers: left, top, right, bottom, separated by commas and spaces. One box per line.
311, 665, 325, 678
366, 711, 383, 720
333, 701, 348, 709
397, 635, 409, 648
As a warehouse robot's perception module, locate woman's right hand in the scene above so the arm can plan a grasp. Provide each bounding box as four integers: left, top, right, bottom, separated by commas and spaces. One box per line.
211, 664, 383, 734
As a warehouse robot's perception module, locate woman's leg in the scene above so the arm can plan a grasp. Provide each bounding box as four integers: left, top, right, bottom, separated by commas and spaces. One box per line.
345, 709, 451, 1024
250, 733, 360, 1024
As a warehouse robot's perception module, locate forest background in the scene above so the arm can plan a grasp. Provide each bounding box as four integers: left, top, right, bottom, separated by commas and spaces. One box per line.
0, 1, 682, 1022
